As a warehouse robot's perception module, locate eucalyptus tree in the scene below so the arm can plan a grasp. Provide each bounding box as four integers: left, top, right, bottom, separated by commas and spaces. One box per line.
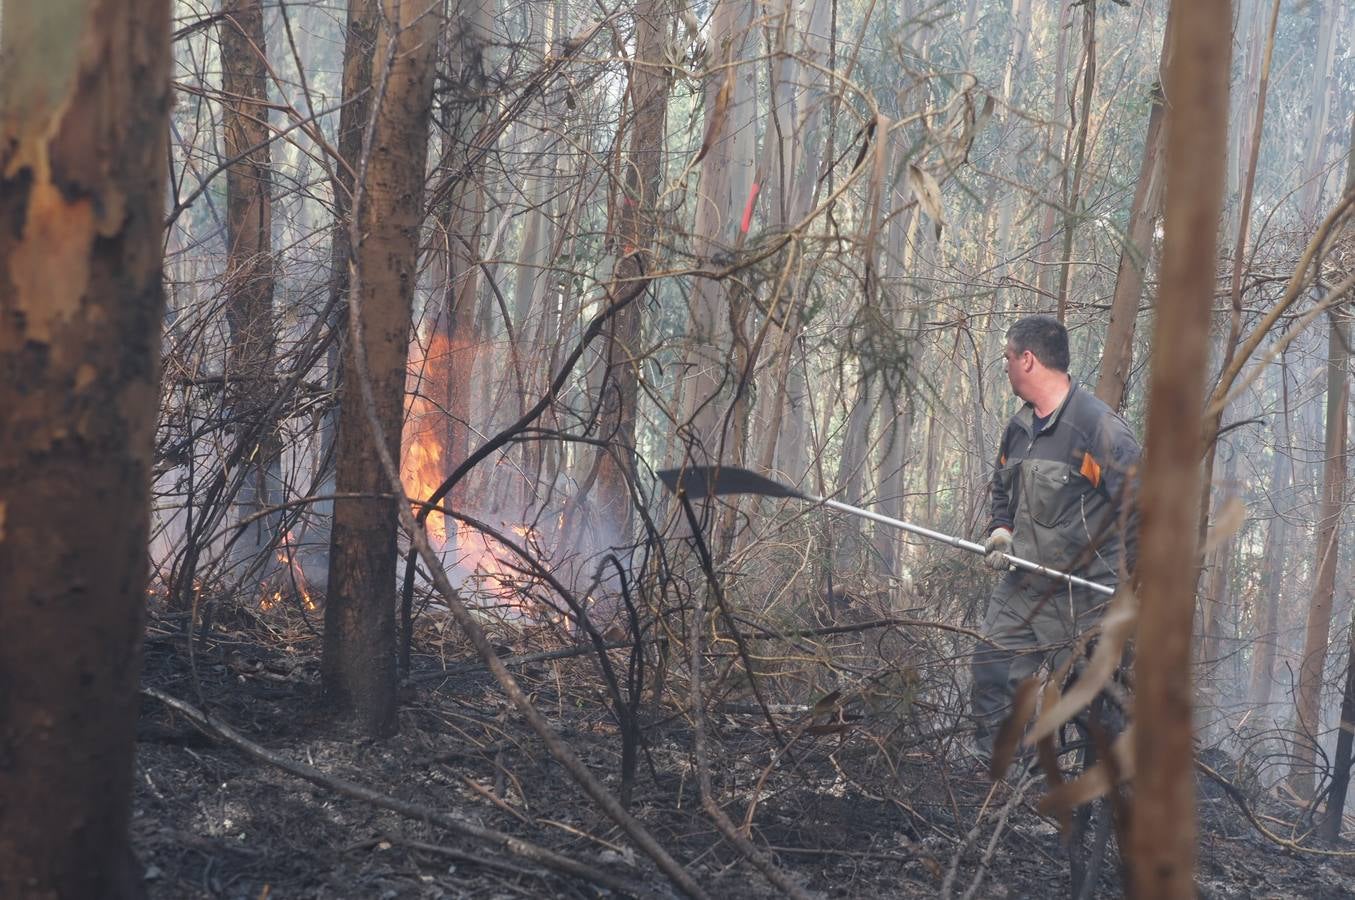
592, 0, 674, 543
221, 0, 285, 585
322, 0, 441, 738
1130, 0, 1231, 893
0, 0, 172, 893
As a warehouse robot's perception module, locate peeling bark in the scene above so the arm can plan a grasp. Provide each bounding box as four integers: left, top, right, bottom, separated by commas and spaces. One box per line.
0, 0, 171, 894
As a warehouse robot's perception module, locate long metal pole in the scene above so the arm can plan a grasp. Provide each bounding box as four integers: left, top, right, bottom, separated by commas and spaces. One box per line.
817, 497, 1115, 597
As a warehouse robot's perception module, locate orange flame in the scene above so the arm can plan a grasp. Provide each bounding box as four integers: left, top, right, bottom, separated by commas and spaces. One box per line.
400, 329, 545, 614
402, 331, 454, 545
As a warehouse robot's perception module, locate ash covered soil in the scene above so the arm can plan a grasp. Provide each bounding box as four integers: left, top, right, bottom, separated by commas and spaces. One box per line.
134, 610, 1355, 899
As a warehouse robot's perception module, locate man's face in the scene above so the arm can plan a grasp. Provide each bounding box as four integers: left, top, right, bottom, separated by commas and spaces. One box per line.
1003, 342, 1033, 401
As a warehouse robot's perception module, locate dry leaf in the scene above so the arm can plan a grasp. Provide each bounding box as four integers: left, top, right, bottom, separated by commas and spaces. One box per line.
806, 722, 854, 736
990, 676, 1041, 780
907, 164, 945, 239
861, 115, 891, 267
811, 689, 842, 717
1038, 725, 1135, 816
1202, 495, 1246, 555
1026, 587, 1137, 745
975, 93, 996, 136
680, 8, 701, 42
1035, 677, 1070, 833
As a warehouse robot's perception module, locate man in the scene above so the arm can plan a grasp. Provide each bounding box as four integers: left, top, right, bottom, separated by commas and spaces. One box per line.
971, 315, 1140, 763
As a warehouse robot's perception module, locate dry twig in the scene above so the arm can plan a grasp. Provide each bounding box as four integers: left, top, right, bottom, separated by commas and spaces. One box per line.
141, 686, 652, 896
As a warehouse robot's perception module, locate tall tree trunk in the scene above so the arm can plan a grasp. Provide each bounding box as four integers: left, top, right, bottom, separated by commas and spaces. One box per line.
221, 0, 284, 588
509, 4, 560, 506
837, 374, 876, 505
1295, 325, 1350, 794
0, 0, 171, 894
322, 0, 440, 738
874, 180, 920, 575
1298, 0, 1338, 217
1129, 0, 1230, 894
592, 0, 671, 546
681, 0, 756, 467
1035, 0, 1073, 300
439, 0, 495, 512
986, 0, 1031, 315
1198, 451, 1238, 733
312, 0, 379, 586
1054, 0, 1097, 322
1322, 613, 1355, 842
874, 398, 912, 574
1318, 118, 1355, 839
772, 0, 832, 484
1247, 362, 1293, 713
1094, 66, 1168, 410
1185, 0, 1280, 618
1290, 111, 1354, 797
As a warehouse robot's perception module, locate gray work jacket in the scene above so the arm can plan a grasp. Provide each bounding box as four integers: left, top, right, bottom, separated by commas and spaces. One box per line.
989, 383, 1141, 584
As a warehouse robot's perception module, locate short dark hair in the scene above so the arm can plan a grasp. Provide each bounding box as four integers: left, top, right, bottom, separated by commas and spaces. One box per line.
1007, 315, 1070, 372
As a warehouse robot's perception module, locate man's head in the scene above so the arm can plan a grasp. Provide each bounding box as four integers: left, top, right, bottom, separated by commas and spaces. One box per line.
1003, 315, 1071, 409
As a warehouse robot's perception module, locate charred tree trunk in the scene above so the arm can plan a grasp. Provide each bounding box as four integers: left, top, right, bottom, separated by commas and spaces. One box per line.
0, 0, 171, 894
1129, 0, 1230, 894
322, 0, 440, 738
1318, 119, 1355, 839
221, 0, 284, 587
438, 0, 494, 513
313, 0, 379, 582
1323, 613, 1355, 842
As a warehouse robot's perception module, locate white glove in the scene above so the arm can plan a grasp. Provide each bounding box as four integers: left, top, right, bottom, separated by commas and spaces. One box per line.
984, 527, 1013, 571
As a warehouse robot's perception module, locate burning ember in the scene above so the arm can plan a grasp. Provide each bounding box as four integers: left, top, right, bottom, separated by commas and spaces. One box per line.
260, 530, 316, 611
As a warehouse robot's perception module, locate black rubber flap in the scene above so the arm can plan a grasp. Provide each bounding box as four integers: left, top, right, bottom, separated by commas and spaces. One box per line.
655, 466, 807, 500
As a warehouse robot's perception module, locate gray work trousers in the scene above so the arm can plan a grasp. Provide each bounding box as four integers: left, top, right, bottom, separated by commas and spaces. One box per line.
970, 571, 1109, 753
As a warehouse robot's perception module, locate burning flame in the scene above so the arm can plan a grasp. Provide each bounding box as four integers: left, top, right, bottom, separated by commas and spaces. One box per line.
402, 331, 453, 545
399, 328, 545, 616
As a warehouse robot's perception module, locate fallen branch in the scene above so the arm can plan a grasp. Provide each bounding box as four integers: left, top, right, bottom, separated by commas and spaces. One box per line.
1196, 760, 1355, 858
411, 613, 987, 684
141, 686, 652, 896
408, 639, 635, 682
940, 771, 1037, 900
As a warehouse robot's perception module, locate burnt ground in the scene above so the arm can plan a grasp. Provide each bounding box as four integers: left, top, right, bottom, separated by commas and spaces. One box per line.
134, 607, 1355, 899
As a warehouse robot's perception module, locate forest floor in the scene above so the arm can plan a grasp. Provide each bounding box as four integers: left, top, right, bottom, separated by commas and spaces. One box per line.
134, 605, 1355, 899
